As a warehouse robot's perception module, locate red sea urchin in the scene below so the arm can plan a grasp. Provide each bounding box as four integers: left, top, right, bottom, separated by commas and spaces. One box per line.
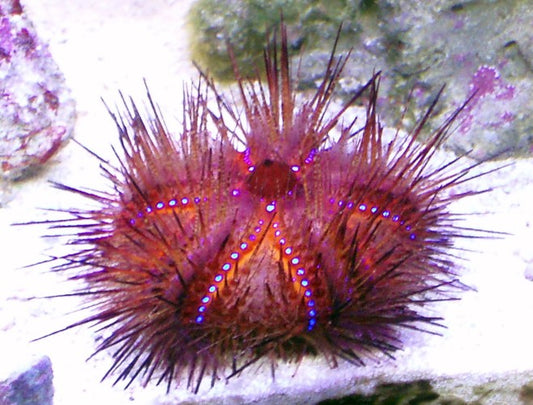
39, 24, 489, 393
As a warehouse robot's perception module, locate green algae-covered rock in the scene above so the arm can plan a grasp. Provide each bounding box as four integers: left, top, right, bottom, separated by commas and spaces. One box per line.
189, 0, 533, 160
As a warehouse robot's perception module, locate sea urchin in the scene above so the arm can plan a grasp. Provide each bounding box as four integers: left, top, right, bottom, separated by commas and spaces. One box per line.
38, 23, 488, 393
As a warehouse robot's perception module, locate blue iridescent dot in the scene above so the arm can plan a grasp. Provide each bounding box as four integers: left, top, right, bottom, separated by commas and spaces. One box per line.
392, 215, 400, 222
382, 210, 390, 217
254, 227, 261, 233
258, 219, 264, 225
249, 234, 257, 241
284, 247, 293, 255
222, 263, 231, 271
214, 274, 223, 283
297, 268, 305, 276
304, 148, 316, 164
290, 165, 300, 172
274, 230, 281, 237
338, 200, 345, 207
231, 189, 240, 197
371, 206, 378, 214
156, 202, 164, 209
169, 199, 177, 207
196, 315, 204, 323
181, 197, 189, 205
194, 197, 201, 204
266, 204, 276, 213
359, 204, 367, 211
208, 285, 216, 293
240, 242, 248, 250
248, 166, 255, 172
308, 300, 315, 307
273, 223, 279, 228
137, 212, 143, 218
198, 305, 206, 313
347, 202, 354, 209
329, 198, 335, 204
410, 233, 416, 240
308, 309, 317, 317
304, 289, 312, 297
146, 207, 153, 213
301, 279, 309, 287
129, 219, 136, 225
291, 257, 300, 265
279, 238, 286, 245
243, 148, 252, 164
405, 225, 412, 231
201, 296, 210, 304
230, 252, 239, 260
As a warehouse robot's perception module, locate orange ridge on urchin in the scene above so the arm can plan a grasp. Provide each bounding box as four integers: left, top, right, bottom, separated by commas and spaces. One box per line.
36, 23, 491, 393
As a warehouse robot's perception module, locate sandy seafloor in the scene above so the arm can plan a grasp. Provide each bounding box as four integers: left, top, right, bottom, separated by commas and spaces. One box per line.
1, 1, 533, 404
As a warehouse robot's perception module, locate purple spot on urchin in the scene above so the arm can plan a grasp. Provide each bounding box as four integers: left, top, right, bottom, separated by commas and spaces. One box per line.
243, 148, 253, 165
304, 148, 316, 164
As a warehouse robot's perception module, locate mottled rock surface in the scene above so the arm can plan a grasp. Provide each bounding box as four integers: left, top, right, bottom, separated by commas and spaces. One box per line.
0, 355, 53, 405
0, 0, 75, 184
189, 0, 533, 160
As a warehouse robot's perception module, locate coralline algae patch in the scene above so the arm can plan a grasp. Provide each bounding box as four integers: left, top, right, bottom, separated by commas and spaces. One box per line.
0, 0, 75, 183
459, 65, 516, 134
448, 63, 533, 159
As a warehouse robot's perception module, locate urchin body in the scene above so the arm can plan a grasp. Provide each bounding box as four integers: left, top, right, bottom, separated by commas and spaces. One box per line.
46, 24, 482, 392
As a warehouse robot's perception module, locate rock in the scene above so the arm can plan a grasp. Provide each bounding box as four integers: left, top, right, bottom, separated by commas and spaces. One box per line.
189, 0, 533, 160
0, 0, 75, 183
0, 355, 53, 405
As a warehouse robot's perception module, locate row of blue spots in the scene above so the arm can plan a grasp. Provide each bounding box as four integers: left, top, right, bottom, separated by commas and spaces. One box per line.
243, 148, 253, 166
273, 222, 317, 331
329, 198, 416, 241
196, 218, 267, 324
129, 196, 203, 225
196, 217, 318, 331
128, 189, 245, 226
242, 147, 255, 173
304, 148, 317, 165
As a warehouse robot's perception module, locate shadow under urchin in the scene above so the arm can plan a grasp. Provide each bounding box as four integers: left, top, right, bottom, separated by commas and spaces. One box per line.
35, 22, 492, 393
